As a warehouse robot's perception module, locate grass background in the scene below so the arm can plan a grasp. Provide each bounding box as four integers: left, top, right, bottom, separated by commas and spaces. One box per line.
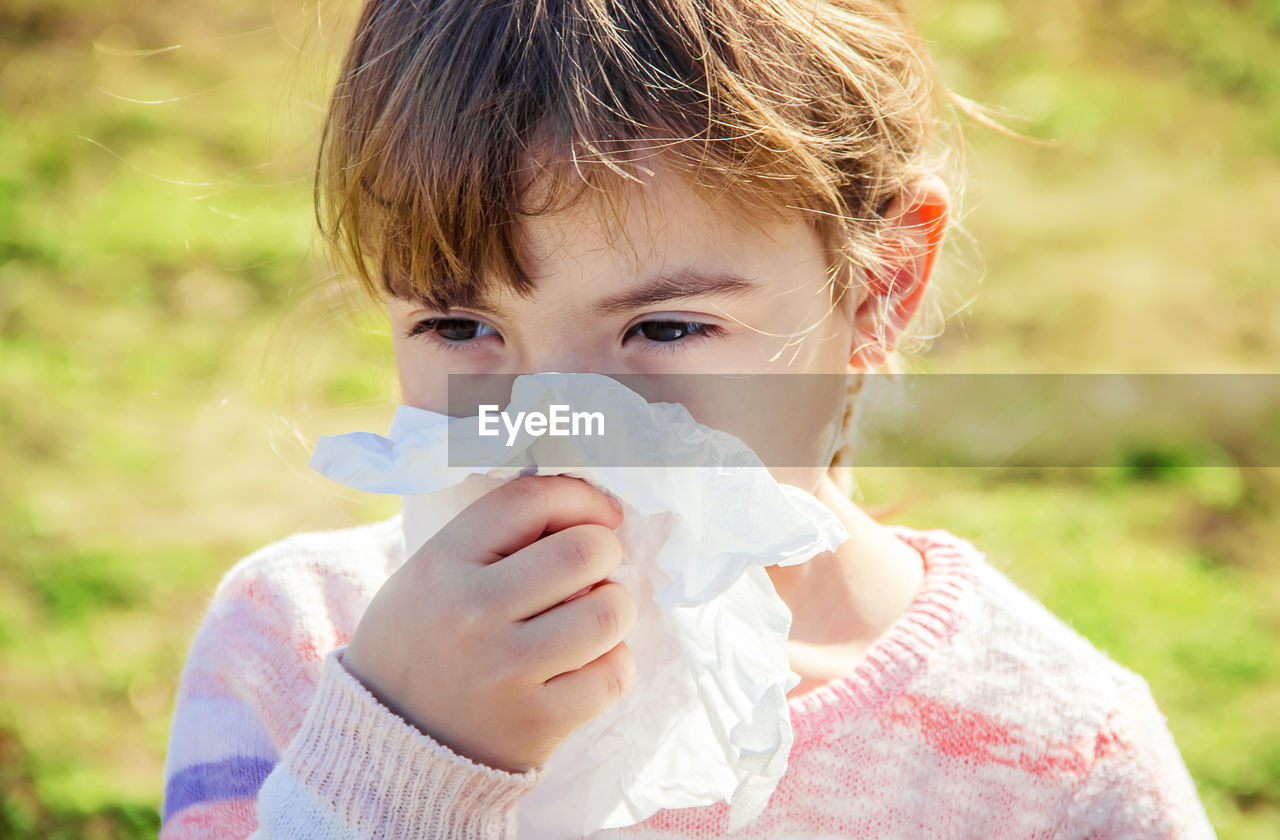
2, 0, 1278, 836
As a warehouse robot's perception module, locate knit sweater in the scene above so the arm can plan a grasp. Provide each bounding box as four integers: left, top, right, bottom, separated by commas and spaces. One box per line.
160, 515, 1216, 839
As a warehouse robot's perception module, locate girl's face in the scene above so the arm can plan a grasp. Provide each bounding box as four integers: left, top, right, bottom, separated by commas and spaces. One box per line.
387, 165, 865, 492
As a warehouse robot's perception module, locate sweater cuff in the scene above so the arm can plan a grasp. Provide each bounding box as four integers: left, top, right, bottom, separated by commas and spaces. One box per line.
280, 646, 543, 838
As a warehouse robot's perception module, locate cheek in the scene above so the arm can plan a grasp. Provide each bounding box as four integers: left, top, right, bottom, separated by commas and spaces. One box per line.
799, 306, 857, 374
640, 375, 846, 474
392, 339, 450, 412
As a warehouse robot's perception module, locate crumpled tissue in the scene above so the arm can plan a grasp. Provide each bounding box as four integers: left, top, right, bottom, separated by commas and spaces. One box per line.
308, 372, 850, 838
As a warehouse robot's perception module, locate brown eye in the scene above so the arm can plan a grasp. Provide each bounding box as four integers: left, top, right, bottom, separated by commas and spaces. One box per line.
434, 318, 485, 341
408, 317, 499, 344
632, 320, 706, 342
623, 319, 726, 355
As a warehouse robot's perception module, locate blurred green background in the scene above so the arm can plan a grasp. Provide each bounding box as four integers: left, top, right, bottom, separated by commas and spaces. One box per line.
2, 0, 1278, 836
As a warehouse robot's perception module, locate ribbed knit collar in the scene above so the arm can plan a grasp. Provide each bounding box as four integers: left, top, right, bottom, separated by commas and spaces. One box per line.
786, 524, 979, 744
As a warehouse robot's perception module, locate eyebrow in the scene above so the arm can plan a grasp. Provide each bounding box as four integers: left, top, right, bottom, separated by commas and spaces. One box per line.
430, 268, 761, 318
590, 268, 761, 316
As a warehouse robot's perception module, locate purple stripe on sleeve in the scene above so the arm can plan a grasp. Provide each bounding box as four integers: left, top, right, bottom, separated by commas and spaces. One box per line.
163, 756, 277, 822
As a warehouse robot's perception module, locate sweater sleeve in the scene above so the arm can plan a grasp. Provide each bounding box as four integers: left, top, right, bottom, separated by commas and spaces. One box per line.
1062, 671, 1216, 839
159, 542, 542, 840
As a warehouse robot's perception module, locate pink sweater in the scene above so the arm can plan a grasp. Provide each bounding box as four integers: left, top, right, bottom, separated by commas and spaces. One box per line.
160, 515, 1216, 838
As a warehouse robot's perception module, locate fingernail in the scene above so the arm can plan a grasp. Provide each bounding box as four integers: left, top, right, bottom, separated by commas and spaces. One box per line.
607, 495, 623, 514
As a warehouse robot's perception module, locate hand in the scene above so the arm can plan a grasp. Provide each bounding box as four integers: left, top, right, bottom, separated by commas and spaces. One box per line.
342, 475, 638, 772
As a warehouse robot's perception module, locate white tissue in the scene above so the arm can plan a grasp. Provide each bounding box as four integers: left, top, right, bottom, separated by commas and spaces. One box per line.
309, 372, 850, 837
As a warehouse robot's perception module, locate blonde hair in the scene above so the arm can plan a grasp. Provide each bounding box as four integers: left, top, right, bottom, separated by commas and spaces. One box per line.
316, 0, 962, 500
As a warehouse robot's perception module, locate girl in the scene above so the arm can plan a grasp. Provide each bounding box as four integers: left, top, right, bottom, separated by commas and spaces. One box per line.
160, 0, 1215, 837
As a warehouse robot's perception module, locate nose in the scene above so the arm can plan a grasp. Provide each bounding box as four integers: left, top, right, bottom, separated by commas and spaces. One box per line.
515, 362, 608, 376
509, 347, 616, 376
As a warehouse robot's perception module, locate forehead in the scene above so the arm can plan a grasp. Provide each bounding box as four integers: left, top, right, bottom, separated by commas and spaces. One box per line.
431, 172, 828, 324
388, 146, 835, 316
514, 156, 810, 277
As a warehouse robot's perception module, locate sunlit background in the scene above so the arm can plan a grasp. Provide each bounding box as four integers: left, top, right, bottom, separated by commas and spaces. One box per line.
2, 0, 1279, 836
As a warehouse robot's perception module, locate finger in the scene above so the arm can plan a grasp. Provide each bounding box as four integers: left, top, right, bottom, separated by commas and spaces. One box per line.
483, 523, 624, 621
514, 582, 638, 681
537, 641, 637, 731
435, 474, 623, 566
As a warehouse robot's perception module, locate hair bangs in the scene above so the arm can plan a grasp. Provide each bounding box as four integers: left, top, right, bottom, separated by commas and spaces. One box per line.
316, 0, 945, 314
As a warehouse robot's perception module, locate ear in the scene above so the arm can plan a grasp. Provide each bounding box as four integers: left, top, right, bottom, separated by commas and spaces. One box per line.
849, 176, 950, 369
